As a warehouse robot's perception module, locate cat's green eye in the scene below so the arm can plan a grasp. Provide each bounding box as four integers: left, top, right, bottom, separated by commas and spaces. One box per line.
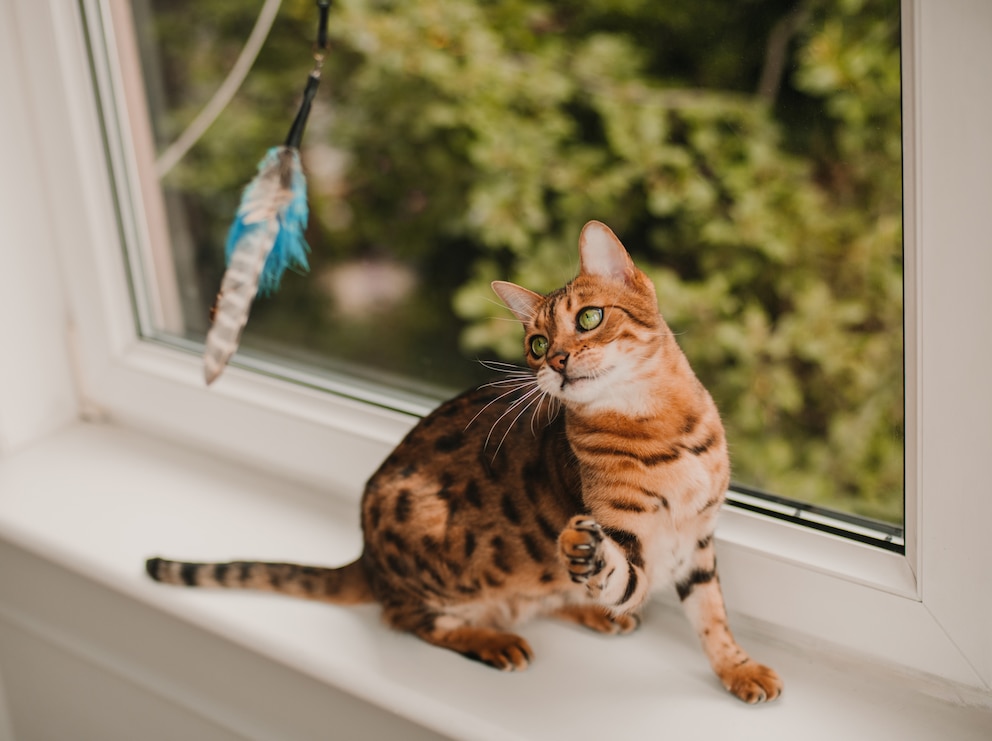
577, 307, 604, 331
530, 335, 549, 358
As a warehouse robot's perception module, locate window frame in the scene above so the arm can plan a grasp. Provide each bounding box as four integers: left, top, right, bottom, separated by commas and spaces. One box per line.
10, 0, 991, 694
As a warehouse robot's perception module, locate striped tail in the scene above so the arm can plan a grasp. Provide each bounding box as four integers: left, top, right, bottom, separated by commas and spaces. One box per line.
145, 557, 375, 605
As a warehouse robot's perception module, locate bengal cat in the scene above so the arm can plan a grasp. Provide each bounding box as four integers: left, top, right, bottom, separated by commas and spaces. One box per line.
147, 221, 782, 703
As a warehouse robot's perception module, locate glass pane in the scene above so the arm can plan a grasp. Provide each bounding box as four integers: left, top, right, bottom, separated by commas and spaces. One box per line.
113, 0, 903, 529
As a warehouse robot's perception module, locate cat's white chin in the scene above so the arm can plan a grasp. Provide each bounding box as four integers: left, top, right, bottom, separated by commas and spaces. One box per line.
558, 381, 597, 405
542, 364, 656, 416
539, 367, 611, 406
561, 385, 602, 406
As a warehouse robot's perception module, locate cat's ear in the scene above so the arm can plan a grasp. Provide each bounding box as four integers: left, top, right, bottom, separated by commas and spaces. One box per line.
492, 281, 542, 324
579, 220, 636, 282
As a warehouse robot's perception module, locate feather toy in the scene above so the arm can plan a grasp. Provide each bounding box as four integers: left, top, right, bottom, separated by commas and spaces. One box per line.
202, 142, 311, 386
203, 1, 331, 385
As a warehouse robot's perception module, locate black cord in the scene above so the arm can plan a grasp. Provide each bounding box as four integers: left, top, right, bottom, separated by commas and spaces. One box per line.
316, 1, 332, 53
284, 1, 332, 148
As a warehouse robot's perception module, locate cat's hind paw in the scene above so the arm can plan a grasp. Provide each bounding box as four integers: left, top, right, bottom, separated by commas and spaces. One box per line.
553, 603, 641, 635
463, 632, 534, 672
559, 517, 606, 584
425, 626, 534, 672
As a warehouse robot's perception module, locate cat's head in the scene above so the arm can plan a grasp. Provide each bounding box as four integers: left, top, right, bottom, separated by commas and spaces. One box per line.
492, 221, 665, 412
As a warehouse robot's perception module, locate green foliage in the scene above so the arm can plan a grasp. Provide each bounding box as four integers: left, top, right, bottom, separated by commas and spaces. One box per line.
146, 0, 903, 522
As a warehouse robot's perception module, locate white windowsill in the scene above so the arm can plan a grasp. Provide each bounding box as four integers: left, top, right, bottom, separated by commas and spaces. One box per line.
1, 421, 989, 741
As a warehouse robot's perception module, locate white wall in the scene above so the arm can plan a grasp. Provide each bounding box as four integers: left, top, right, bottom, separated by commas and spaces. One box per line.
0, 0, 78, 458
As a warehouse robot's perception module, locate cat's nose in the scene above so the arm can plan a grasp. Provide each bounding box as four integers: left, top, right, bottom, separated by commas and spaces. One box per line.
548, 351, 569, 373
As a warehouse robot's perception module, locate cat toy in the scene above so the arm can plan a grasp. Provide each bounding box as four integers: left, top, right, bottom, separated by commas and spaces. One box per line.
203, 0, 332, 385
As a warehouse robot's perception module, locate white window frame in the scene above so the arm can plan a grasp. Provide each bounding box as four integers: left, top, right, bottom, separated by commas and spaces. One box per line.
5, 0, 990, 696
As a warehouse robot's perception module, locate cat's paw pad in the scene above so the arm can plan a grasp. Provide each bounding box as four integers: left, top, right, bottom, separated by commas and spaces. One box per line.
559, 517, 606, 584
721, 661, 783, 704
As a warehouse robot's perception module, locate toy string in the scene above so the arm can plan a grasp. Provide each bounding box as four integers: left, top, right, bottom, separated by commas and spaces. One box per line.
285, 1, 332, 149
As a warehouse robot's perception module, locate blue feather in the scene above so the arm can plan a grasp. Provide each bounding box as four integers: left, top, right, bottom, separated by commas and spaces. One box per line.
224, 146, 310, 297
203, 37, 324, 385
204, 146, 312, 384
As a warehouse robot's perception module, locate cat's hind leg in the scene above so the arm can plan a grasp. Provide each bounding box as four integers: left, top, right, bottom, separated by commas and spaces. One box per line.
382, 601, 533, 671
552, 603, 641, 635
419, 622, 533, 671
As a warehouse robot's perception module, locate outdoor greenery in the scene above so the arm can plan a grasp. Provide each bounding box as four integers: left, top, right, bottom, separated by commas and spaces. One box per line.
140, 0, 903, 522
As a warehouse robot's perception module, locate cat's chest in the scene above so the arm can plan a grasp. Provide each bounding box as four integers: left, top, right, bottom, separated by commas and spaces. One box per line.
642, 452, 714, 505
586, 455, 723, 589
643, 516, 707, 589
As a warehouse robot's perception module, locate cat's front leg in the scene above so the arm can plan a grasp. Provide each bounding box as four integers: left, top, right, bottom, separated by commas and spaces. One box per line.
676, 540, 783, 703
558, 516, 648, 612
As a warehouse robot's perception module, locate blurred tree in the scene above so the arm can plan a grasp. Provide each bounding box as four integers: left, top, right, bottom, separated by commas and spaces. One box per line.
143, 0, 903, 522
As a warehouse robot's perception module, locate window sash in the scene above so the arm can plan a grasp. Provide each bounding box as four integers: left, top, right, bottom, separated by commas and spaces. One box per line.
9, 0, 990, 692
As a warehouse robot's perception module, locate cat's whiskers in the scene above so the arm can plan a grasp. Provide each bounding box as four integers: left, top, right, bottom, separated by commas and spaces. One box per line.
479, 377, 535, 389
478, 369, 534, 380
466, 359, 545, 436
477, 359, 542, 387
527, 392, 547, 437
464, 379, 537, 432
490, 385, 548, 461
529, 392, 560, 438
477, 359, 534, 374
483, 384, 543, 455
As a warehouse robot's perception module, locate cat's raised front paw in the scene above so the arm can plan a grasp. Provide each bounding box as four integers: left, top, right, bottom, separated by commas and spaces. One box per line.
559, 517, 606, 584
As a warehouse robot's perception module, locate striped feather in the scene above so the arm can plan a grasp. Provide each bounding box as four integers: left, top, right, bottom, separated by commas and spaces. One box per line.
203, 146, 310, 385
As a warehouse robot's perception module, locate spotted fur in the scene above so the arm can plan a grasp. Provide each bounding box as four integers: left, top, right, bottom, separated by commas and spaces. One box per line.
147, 221, 781, 703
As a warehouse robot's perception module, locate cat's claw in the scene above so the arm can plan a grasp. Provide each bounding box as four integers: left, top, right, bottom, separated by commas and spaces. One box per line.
559, 517, 606, 583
